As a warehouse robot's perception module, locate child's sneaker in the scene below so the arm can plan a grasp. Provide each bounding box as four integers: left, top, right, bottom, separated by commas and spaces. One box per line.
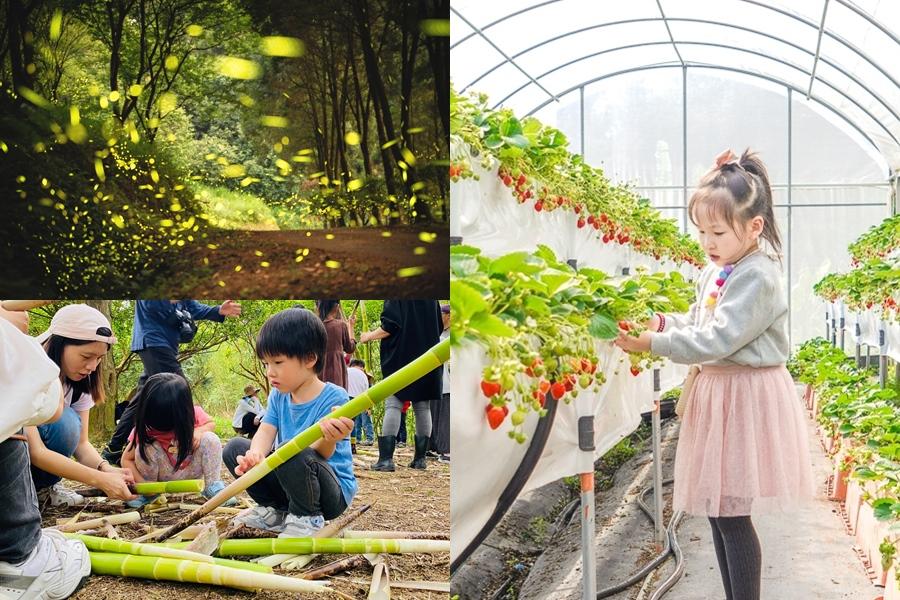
37, 483, 85, 507
0, 528, 91, 599
278, 514, 325, 538
125, 494, 159, 509
202, 480, 237, 507
231, 505, 287, 532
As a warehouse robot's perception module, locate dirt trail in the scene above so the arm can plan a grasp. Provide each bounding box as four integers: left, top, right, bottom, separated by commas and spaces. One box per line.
161, 226, 448, 298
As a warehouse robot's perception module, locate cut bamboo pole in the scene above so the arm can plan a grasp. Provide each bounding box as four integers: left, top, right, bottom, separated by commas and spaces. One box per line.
368, 555, 390, 600
184, 522, 219, 556
56, 512, 140, 532
69, 534, 272, 573
343, 530, 449, 540
159, 538, 449, 556
87, 552, 327, 593
146, 338, 449, 542
135, 479, 203, 494
265, 503, 372, 570
382, 581, 449, 592
301, 555, 369, 580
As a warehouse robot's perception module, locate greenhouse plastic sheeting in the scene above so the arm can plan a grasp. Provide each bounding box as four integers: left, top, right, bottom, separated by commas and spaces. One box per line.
450, 0, 900, 170
450, 340, 687, 559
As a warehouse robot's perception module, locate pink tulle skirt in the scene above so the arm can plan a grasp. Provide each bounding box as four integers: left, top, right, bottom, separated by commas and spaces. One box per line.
673, 364, 815, 517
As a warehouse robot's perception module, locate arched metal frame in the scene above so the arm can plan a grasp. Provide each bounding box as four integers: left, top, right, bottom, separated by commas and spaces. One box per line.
451, 0, 900, 347
451, 1, 900, 167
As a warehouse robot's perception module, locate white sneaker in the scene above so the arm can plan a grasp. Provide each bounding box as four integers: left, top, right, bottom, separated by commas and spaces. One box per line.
38, 483, 85, 508
278, 514, 324, 538
231, 506, 287, 533
0, 528, 91, 599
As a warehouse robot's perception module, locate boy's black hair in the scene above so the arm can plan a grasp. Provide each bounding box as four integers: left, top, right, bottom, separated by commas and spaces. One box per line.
349, 358, 366, 367
256, 308, 327, 374
43, 335, 108, 404
130, 372, 195, 471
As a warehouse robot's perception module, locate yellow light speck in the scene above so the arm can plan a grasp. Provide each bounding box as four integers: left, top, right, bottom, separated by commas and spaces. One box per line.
325, 260, 340, 269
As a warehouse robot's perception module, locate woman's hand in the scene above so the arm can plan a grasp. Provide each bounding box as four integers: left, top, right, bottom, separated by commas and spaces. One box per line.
614, 329, 653, 353
102, 463, 136, 486
235, 449, 265, 476
319, 416, 355, 443
97, 470, 137, 501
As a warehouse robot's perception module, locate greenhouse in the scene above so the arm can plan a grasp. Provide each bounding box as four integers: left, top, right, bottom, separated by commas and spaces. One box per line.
448, 1, 900, 599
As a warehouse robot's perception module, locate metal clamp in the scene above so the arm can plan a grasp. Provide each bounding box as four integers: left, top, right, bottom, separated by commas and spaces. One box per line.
577, 416, 595, 452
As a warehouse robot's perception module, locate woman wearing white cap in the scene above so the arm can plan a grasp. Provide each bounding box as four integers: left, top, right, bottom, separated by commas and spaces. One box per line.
25, 304, 137, 506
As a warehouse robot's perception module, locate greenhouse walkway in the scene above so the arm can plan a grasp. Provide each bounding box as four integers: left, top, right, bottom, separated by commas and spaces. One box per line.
515, 387, 876, 600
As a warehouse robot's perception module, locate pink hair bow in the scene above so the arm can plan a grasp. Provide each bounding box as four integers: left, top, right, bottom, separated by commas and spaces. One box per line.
714, 149, 739, 169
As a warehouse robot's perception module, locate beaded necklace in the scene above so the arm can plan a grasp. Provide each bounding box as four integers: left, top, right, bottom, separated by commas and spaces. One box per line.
703, 248, 760, 309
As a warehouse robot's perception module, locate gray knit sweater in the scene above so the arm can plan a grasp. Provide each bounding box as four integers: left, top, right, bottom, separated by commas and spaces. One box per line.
650, 252, 789, 367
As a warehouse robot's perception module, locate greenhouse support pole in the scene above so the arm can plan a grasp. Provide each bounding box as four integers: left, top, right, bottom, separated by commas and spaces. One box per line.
578, 415, 596, 600
824, 307, 829, 340
855, 319, 861, 367
839, 302, 845, 352
879, 323, 887, 388
651, 368, 664, 543
831, 306, 837, 347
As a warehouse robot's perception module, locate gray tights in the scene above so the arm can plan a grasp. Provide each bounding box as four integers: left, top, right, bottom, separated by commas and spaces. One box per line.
381, 396, 432, 438
708, 515, 761, 600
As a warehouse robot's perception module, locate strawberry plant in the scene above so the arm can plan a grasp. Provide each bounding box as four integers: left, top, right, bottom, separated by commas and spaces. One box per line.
849, 214, 900, 265
450, 86, 705, 267
450, 244, 694, 442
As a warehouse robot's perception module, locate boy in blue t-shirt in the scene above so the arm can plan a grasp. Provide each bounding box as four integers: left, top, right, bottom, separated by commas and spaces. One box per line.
223, 308, 357, 537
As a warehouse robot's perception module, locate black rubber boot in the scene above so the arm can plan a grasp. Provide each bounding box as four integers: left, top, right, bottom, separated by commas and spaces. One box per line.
408, 435, 429, 470
371, 435, 396, 471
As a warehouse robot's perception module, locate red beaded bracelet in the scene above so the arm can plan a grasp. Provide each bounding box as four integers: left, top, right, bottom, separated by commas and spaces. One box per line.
656, 313, 666, 333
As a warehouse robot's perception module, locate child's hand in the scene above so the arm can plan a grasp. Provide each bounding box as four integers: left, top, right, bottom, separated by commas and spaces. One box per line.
319, 410, 355, 442
192, 430, 204, 451
98, 471, 137, 501
235, 449, 265, 476
614, 329, 653, 353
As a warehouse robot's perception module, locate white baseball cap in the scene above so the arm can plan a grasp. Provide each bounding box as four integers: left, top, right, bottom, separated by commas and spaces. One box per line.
35, 304, 117, 345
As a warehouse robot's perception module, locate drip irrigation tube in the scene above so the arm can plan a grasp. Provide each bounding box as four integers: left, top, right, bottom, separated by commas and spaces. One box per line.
594, 478, 685, 599
450, 394, 560, 574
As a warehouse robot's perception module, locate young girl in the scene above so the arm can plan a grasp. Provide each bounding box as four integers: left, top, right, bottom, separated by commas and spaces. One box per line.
121, 372, 235, 507
615, 149, 814, 600
26, 304, 136, 507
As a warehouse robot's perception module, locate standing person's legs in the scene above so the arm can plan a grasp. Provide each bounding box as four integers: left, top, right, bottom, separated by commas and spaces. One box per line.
709, 515, 761, 600
241, 412, 260, 437
361, 411, 374, 443
708, 517, 734, 600
408, 401, 432, 469
372, 396, 403, 472
104, 346, 183, 463
30, 407, 81, 491
397, 411, 408, 446
427, 398, 440, 456
352, 415, 362, 442
435, 392, 450, 457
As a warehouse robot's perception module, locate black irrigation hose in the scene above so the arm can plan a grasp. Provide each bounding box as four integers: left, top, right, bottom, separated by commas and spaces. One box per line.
594, 478, 684, 599
450, 394, 560, 574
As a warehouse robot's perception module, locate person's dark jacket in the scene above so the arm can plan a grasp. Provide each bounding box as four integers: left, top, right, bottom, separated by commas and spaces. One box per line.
131, 300, 224, 352
379, 300, 442, 403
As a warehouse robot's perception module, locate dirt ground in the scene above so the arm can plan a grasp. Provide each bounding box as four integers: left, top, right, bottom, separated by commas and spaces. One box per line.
158, 226, 449, 298
43, 444, 449, 599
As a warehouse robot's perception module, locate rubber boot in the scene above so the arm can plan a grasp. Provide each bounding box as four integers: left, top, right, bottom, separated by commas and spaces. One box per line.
408, 435, 429, 470
370, 435, 396, 472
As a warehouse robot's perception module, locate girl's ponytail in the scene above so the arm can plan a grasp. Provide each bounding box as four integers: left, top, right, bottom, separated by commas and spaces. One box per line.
738, 149, 782, 256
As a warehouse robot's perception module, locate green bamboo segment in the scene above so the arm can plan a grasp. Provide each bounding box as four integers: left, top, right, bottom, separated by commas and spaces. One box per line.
88, 552, 328, 593
68, 535, 271, 573
160, 538, 450, 556
133, 479, 203, 495
148, 337, 450, 542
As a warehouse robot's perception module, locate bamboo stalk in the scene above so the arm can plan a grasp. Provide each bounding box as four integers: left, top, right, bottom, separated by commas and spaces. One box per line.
87, 552, 327, 593
56, 512, 140, 532
134, 479, 203, 495
265, 503, 372, 570
158, 538, 449, 556
300, 555, 369, 580
379, 581, 449, 593
368, 555, 390, 600
344, 530, 449, 540
146, 338, 450, 542
184, 522, 219, 556
177, 503, 242, 514
69, 534, 272, 573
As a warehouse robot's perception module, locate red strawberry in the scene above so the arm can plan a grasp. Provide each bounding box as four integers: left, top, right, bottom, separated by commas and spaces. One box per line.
577, 218, 586, 229
581, 358, 592, 373
550, 381, 566, 400
587, 215, 595, 224
524, 357, 543, 377
517, 174, 526, 187
481, 380, 501, 398
485, 405, 507, 429
618, 320, 631, 331
630, 366, 641, 377
574, 205, 582, 214
599, 213, 608, 223
564, 374, 575, 391
534, 201, 543, 212
592, 221, 600, 230
502, 175, 512, 187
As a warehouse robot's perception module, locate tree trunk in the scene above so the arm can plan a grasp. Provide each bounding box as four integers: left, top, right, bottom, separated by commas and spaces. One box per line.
6, 0, 36, 96
86, 300, 118, 441
423, 0, 449, 139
